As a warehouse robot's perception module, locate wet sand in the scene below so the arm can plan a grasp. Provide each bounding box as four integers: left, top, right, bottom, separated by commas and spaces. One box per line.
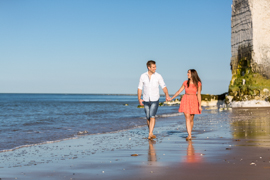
1, 108, 270, 180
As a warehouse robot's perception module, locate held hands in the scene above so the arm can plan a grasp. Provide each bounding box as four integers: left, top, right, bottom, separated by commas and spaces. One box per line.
166, 96, 172, 101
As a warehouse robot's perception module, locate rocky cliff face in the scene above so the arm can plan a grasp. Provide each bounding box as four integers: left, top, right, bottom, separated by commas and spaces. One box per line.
230, 0, 252, 75
229, 0, 270, 101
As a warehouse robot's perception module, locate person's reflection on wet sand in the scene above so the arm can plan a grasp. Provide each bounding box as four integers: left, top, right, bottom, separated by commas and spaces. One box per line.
184, 141, 202, 163
148, 140, 157, 162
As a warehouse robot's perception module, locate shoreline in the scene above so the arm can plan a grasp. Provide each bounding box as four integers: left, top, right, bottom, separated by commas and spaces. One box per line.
1, 108, 270, 179
0, 112, 183, 153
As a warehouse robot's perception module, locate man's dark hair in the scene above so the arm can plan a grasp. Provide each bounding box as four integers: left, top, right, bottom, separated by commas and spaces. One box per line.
146, 60, 156, 68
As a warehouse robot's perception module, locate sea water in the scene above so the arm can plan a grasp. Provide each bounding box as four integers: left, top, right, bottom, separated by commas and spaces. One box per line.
0, 94, 180, 151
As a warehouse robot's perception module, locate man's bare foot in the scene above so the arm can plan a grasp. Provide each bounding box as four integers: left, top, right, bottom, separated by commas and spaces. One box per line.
148, 134, 156, 139
151, 134, 156, 139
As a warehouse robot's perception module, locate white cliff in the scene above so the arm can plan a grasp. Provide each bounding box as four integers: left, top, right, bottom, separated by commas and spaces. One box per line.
231, 0, 270, 78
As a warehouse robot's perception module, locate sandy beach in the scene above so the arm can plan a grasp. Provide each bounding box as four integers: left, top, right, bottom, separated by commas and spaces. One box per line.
1, 108, 270, 180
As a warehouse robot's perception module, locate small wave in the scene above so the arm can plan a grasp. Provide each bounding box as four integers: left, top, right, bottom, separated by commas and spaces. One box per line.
157, 113, 183, 117
0, 125, 148, 153
0, 136, 79, 153
140, 112, 183, 119
23, 118, 56, 126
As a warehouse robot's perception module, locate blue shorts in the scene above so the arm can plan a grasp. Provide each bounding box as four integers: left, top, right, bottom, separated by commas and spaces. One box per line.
143, 100, 159, 120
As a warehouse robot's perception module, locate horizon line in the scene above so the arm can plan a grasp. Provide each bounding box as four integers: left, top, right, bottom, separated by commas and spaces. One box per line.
0, 92, 227, 96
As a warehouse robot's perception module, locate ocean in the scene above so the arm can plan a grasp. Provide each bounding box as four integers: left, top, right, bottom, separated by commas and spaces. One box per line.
0, 94, 181, 152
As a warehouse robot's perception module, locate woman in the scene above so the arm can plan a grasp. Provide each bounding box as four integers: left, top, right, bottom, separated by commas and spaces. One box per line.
170, 69, 202, 140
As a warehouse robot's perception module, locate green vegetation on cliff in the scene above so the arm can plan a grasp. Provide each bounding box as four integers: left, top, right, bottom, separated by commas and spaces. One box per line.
229, 56, 270, 101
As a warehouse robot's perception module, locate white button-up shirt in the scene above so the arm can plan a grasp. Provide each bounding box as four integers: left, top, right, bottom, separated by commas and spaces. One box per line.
138, 71, 166, 102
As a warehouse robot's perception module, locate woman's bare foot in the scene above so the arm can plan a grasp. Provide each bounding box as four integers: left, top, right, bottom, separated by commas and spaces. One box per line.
186, 135, 192, 141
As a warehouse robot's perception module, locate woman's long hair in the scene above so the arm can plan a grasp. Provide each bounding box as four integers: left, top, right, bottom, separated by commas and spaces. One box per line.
187, 69, 202, 89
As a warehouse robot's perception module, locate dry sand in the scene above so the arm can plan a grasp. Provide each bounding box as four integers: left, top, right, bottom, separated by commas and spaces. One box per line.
1, 108, 270, 180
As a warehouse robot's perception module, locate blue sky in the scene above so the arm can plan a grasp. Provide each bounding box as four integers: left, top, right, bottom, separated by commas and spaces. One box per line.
0, 0, 232, 95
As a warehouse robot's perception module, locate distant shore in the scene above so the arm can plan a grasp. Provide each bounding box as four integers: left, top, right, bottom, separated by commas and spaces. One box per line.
0, 92, 226, 96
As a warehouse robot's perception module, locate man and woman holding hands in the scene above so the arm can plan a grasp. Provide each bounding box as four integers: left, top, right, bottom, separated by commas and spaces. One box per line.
138, 60, 202, 140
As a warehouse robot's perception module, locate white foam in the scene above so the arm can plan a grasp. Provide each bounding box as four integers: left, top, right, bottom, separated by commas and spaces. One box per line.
0, 125, 149, 153
163, 101, 180, 105
157, 113, 183, 117
0, 136, 79, 153
230, 100, 270, 108
141, 112, 183, 119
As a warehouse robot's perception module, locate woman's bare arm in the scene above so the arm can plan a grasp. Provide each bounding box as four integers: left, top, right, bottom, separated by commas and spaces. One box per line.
197, 85, 202, 112
171, 84, 185, 100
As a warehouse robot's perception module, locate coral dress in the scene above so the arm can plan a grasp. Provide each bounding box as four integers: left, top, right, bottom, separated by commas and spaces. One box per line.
178, 80, 201, 114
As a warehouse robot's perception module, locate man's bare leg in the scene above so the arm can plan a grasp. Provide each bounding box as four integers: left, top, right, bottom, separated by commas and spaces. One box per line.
148, 117, 156, 139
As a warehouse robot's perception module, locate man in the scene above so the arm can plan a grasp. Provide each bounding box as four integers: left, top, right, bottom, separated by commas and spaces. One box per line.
138, 60, 170, 139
